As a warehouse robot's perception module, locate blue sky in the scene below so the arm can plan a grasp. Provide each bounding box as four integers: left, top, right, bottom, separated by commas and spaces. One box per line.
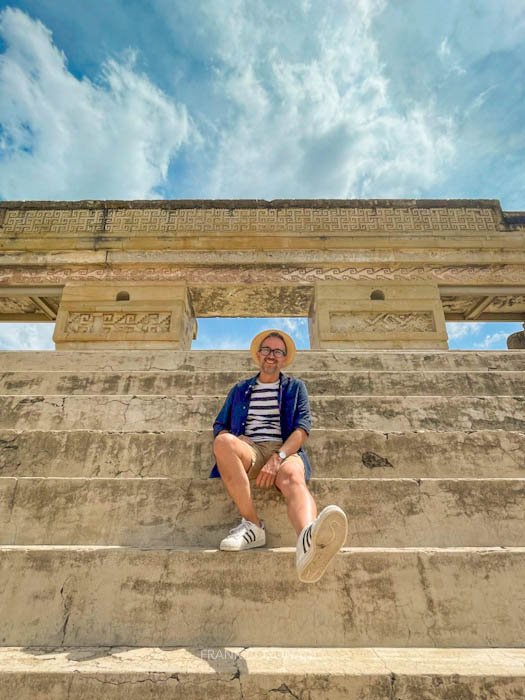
0, 0, 524, 351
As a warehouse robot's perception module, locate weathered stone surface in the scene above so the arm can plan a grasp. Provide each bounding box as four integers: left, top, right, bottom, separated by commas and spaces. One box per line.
309, 281, 448, 350
1, 429, 524, 479
1, 477, 525, 548
2, 647, 525, 699
53, 282, 196, 350
1, 546, 524, 647
2, 394, 524, 432
2, 199, 524, 341
3, 369, 524, 396
508, 326, 525, 349
2, 348, 525, 373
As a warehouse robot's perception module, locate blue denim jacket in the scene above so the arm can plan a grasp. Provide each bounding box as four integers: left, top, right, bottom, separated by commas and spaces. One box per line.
209, 372, 312, 481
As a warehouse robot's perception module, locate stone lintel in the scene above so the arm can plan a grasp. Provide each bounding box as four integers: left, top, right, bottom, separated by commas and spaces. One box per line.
309, 282, 449, 350
0, 198, 506, 210
53, 282, 196, 350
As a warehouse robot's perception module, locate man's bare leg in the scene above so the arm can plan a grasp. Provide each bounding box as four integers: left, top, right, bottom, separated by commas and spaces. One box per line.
213, 433, 261, 526
275, 461, 317, 534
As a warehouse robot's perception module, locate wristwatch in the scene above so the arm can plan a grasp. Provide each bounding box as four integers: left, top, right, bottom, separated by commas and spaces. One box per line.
278, 450, 287, 460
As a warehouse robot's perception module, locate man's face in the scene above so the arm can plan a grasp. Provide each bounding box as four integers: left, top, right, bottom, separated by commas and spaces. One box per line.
256, 335, 287, 375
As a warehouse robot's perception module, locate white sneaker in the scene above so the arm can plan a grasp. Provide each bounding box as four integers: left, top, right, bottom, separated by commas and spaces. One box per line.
220, 518, 266, 551
296, 505, 348, 583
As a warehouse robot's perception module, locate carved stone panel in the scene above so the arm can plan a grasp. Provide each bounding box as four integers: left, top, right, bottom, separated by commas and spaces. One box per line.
53, 282, 194, 350
0, 297, 40, 314
330, 311, 436, 334
488, 295, 525, 311
1, 204, 500, 234
310, 281, 448, 350
190, 285, 314, 317
65, 312, 172, 336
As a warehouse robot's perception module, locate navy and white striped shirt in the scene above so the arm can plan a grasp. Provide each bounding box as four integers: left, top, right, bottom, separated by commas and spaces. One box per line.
245, 379, 282, 442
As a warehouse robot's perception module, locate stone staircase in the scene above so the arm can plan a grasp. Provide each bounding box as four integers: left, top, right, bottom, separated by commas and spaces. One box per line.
1, 348, 525, 698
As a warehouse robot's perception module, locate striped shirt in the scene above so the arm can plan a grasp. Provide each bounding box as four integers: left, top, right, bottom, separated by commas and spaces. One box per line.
245, 379, 282, 442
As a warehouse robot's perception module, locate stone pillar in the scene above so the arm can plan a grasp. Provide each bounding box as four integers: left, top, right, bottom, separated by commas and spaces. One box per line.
309, 282, 448, 350
53, 282, 196, 350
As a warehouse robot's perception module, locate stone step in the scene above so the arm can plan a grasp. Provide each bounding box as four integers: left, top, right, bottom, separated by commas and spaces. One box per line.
1, 477, 524, 548
2, 349, 525, 373
2, 395, 524, 432
1, 646, 525, 699
2, 369, 524, 397
1, 545, 524, 647
2, 429, 524, 479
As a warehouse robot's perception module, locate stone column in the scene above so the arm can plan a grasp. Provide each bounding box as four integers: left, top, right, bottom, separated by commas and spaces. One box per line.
309, 282, 448, 350
53, 282, 196, 350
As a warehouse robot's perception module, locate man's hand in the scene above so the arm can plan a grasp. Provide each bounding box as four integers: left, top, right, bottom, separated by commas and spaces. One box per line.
256, 453, 283, 488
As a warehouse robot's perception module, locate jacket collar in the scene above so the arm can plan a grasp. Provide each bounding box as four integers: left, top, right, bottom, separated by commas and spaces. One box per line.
246, 372, 288, 389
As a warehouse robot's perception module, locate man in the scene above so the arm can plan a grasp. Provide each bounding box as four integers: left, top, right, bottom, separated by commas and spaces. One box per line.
210, 328, 348, 583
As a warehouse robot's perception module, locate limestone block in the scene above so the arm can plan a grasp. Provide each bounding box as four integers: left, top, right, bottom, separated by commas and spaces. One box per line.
1, 546, 525, 647
1, 476, 525, 548
53, 282, 196, 350
3, 367, 525, 397
3, 647, 525, 700
2, 348, 524, 373
2, 428, 525, 479
190, 284, 313, 317
309, 281, 449, 349
2, 394, 525, 432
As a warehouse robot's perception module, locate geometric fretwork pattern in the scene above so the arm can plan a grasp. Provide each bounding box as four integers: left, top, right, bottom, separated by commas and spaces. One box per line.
65, 312, 172, 335
2, 206, 499, 234
330, 311, 436, 334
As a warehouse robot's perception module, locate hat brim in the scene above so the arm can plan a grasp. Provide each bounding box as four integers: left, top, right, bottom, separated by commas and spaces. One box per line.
250, 329, 296, 368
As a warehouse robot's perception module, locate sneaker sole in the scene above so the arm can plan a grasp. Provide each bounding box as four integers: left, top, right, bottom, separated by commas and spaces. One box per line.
298, 506, 348, 583
219, 539, 266, 552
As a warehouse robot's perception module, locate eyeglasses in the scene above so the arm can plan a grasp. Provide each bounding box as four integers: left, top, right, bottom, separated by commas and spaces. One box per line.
259, 346, 286, 358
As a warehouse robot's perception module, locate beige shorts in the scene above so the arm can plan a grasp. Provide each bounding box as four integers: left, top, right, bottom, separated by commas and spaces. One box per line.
245, 439, 304, 486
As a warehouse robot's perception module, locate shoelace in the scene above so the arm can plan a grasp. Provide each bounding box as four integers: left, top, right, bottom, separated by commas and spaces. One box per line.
229, 519, 249, 535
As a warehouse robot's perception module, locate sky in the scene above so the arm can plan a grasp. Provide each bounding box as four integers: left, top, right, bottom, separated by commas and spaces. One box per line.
0, 0, 524, 351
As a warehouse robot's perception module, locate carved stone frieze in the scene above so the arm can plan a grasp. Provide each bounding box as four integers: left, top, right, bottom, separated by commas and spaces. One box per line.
440, 297, 478, 314
1, 205, 500, 234
2, 209, 101, 233
0, 297, 40, 314
2, 263, 525, 286
65, 311, 172, 336
330, 311, 436, 334
190, 285, 313, 317
488, 295, 525, 310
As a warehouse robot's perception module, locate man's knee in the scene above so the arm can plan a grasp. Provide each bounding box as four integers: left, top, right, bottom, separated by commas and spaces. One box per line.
276, 460, 306, 493
213, 432, 237, 456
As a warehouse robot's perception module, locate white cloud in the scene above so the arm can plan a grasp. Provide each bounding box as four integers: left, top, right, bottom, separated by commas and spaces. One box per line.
446, 322, 483, 340
475, 331, 509, 350
200, 0, 455, 198
438, 37, 451, 58
0, 322, 54, 350
255, 318, 309, 346
279, 318, 308, 336
0, 7, 193, 200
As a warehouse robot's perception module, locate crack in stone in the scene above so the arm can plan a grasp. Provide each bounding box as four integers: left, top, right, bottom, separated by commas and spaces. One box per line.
235, 646, 249, 700
416, 552, 438, 646
390, 671, 397, 700
268, 682, 301, 698
7, 477, 19, 522
59, 576, 74, 646
82, 673, 181, 686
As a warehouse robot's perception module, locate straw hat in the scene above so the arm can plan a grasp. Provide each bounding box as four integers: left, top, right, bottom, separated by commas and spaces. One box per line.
250, 329, 296, 367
